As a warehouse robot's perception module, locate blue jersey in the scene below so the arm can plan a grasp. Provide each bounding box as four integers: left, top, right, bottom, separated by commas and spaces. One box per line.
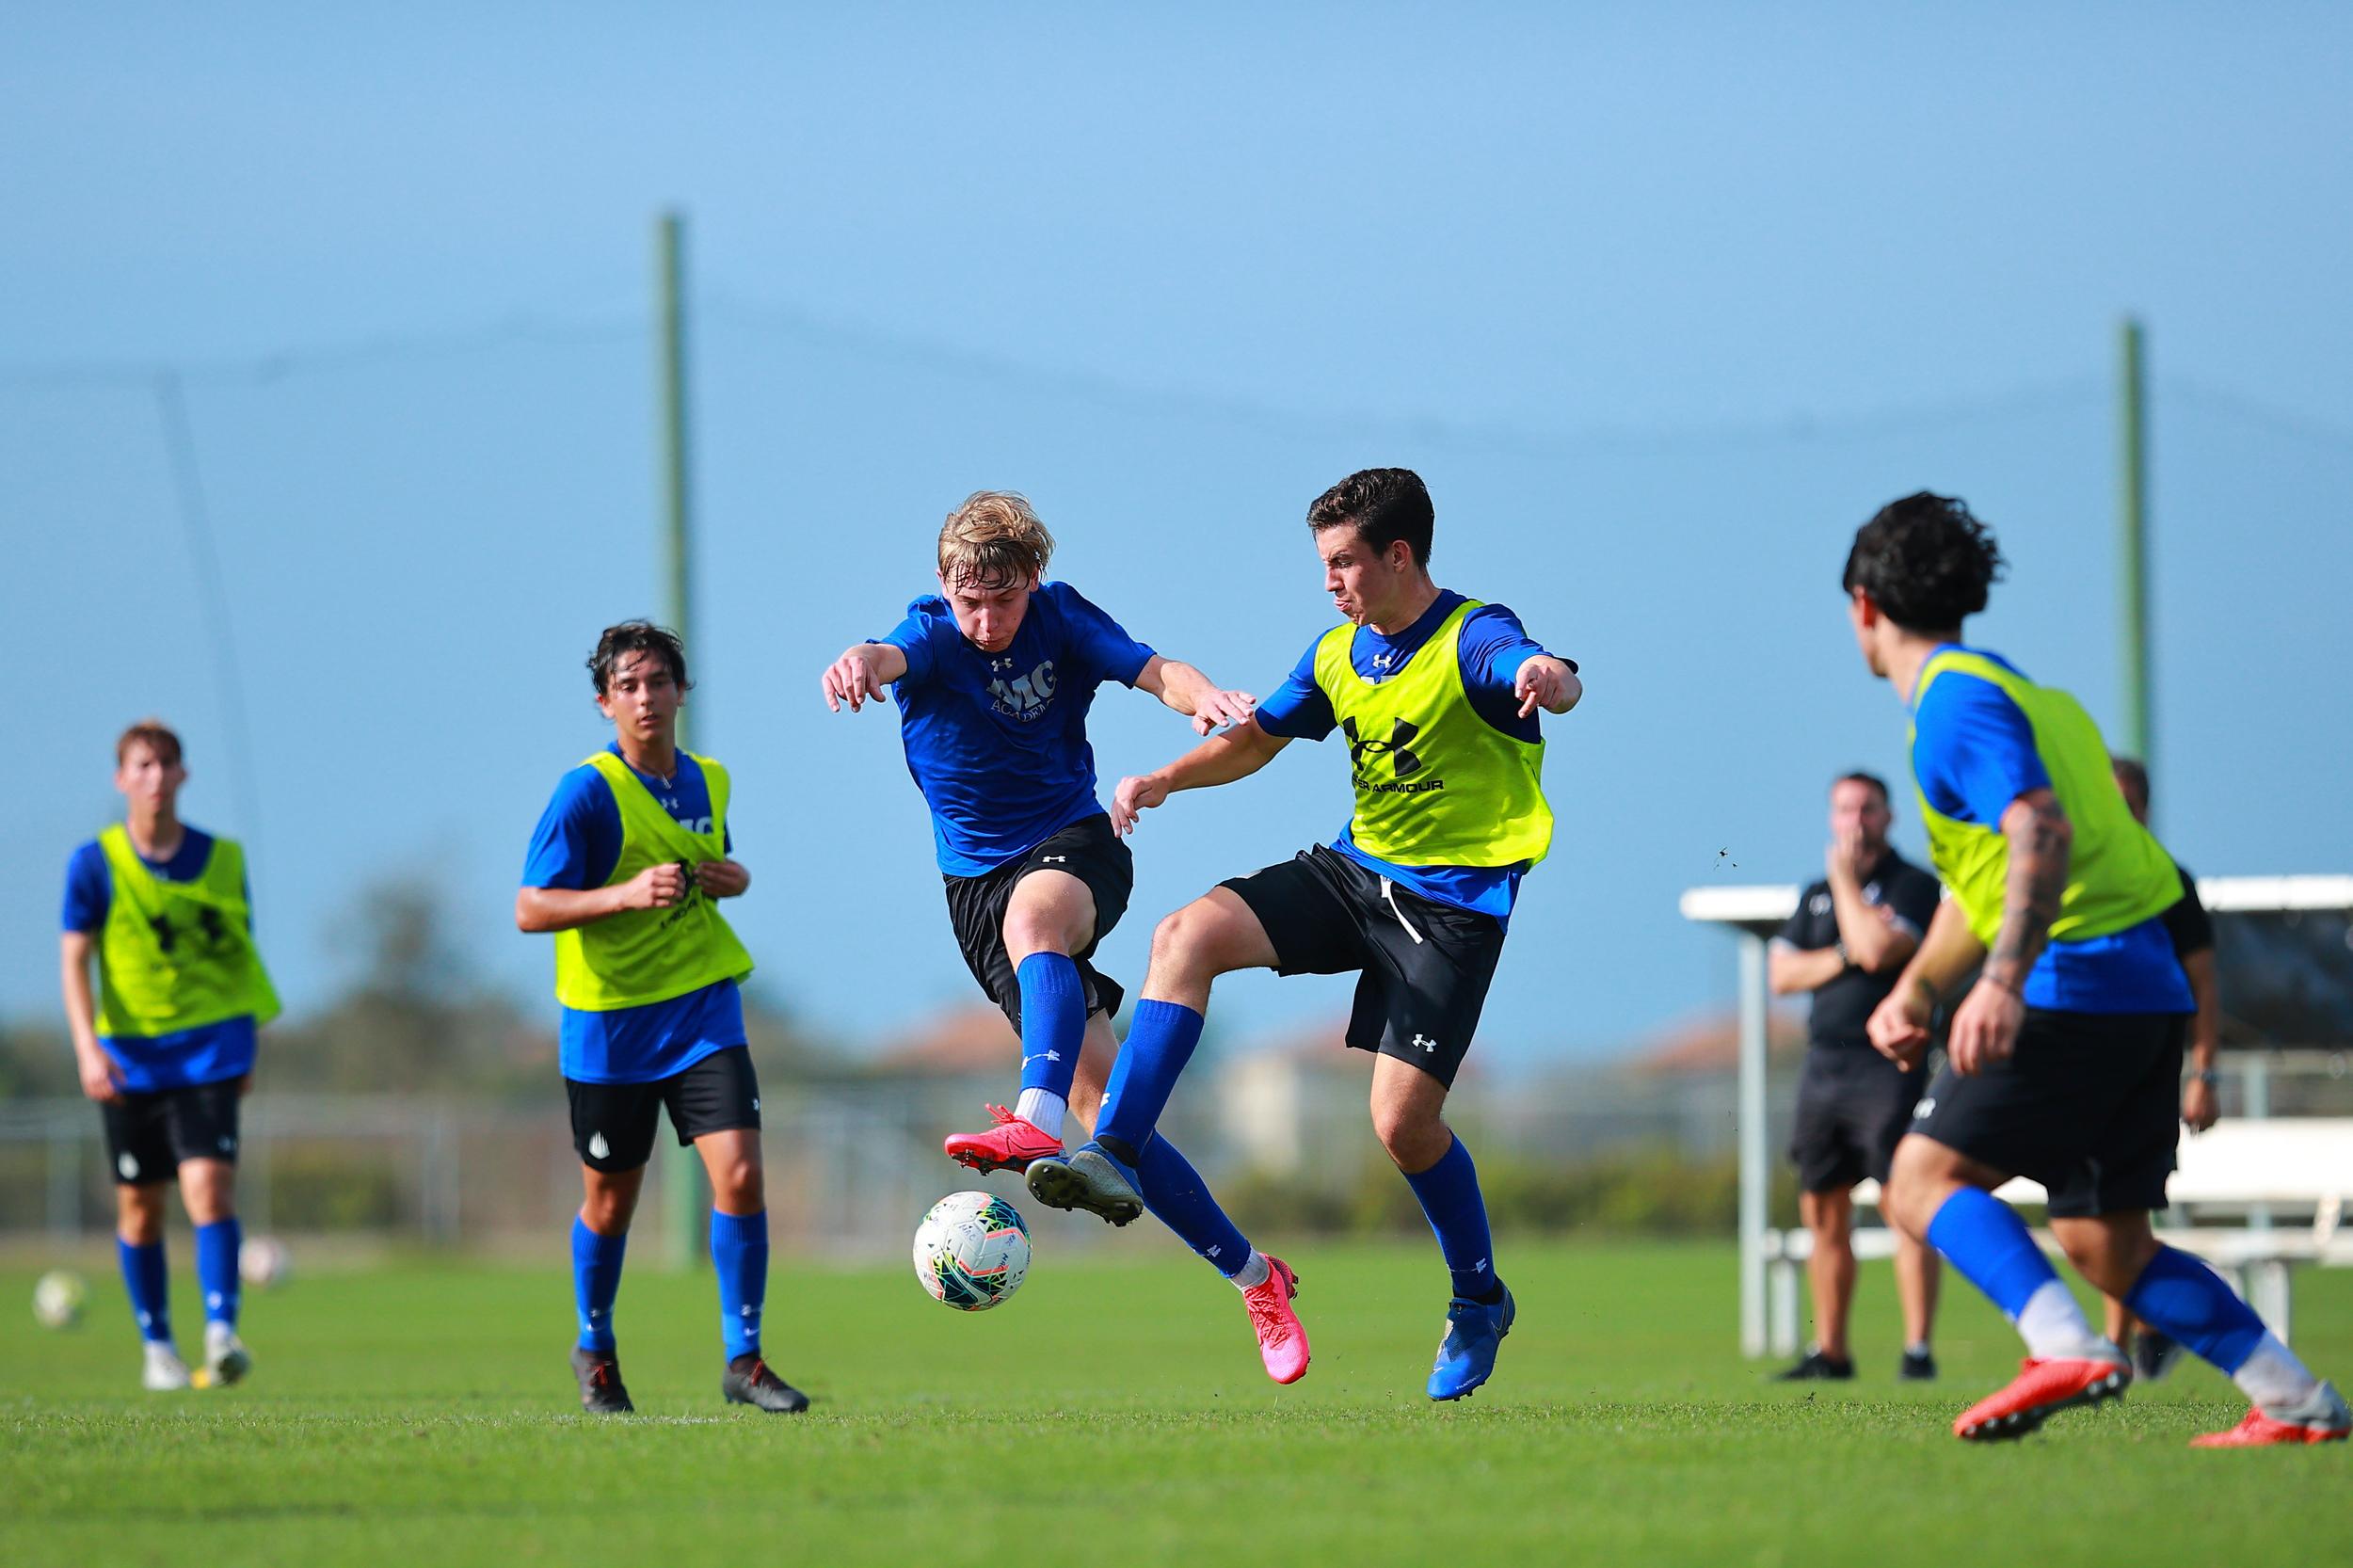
1911, 646, 2192, 1014
1256, 590, 1567, 922
880, 580, 1157, 875
62, 826, 258, 1092
522, 744, 745, 1083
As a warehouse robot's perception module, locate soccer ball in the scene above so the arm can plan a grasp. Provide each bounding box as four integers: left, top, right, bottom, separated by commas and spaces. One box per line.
32, 1269, 88, 1330
912, 1191, 1032, 1311
239, 1235, 292, 1289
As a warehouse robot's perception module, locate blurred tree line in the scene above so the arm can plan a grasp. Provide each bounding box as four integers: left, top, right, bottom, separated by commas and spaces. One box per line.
0, 877, 844, 1100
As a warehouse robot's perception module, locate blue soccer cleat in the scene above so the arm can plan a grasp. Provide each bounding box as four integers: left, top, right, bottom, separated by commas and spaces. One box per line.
1428, 1285, 1514, 1401
1024, 1138, 1144, 1226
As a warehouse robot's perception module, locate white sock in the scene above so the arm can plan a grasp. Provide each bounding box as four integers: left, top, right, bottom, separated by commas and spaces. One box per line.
1014, 1089, 1065, 1142
1230, 1251, 1271, 1290
1905, 1340, 1932, 1358
2013, 1279, 2119, 1361
2233, 1334, 2322, 1411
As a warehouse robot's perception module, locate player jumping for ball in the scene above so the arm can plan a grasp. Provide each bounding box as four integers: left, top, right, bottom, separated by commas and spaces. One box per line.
1026, 468, 1581, 1401
821, 490, 1311, 1384
518, 621, 807, 1416
1845, 492, 2345, 1446
61, 719, 278, 1393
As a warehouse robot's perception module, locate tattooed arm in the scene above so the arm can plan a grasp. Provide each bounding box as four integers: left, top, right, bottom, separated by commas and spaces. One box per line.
1945, 788, 2071, 1075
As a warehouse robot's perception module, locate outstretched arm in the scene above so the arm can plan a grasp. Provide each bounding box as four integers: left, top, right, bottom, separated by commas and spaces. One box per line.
1133, 655, 1257, 735
1513, 654, 1581, 717
821, 642, 909, 713
1111, 718, 1291, 835
516, 863, 693, 934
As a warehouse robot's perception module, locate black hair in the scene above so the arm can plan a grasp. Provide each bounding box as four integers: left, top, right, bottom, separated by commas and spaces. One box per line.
588, 620, 692, 696
2111, 755, 2151, 809
1840, 491, 2006, 632
1307, 468, 1435, 567
1833, 770, 1891, 804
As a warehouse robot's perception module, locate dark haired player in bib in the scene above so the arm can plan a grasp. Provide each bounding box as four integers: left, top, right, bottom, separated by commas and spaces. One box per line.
61, 719, 278, 1393
822, 490, 1313, 1384
1846, 491, 2345, 1446
519, 621, 807, 1416
1027, 467, 1581, 1401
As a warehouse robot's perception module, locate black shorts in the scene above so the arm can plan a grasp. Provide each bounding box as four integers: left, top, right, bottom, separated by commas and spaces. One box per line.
1220, 845, 1506, 1090
1908, 1010, 2185, 1219
943, 812, 1133, 1032
102, 1078, 244, 1185
566, 1045, 762, 1175
1789, 1048, 1927, 1193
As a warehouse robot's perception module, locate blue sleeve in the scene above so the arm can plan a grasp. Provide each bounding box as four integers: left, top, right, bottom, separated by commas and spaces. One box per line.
1052, 584, 1156, 688
1253, 635, 1337, 741
522, 769, 622, 890
1912, 674, 2051, 827
61, 842, 109, 933
875, 600, 941, 687
1460, 603, 1569, 739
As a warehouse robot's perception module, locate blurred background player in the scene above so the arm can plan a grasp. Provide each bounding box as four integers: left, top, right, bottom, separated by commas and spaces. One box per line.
2099, 754, 2221, 1384
60, 719, 279, 1392
1848, 492, 2345, 1446
516, 621, 806, 1416
1768, 771, 1943, 1382
1028, 467, 1580, 1401
819, 491, 1309, 1383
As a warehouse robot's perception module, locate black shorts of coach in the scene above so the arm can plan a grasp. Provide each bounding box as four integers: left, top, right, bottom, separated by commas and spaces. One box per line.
1789, 1048, 1926, 1193
1220, 844, 1506, 1090
942, 811, 1133, 1032
567, 1045, 762, 1175
1907, 1008, 2185, 1219
103, 1077, 245, 1186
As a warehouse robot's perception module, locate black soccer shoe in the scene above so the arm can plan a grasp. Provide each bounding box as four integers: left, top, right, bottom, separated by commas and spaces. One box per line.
571, 1345, 634, 1415
1899, 1347, 1939, 1382
2131, 1328, 2185, 1384
1774, 1349, 1856, 1382
722, 1353, 810, 1414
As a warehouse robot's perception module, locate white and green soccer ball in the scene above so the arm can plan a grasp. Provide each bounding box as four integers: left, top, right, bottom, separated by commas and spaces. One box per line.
32, 1269, 88, 1330
238, 1234, 292, 1289
912, 1191, 1032, 1311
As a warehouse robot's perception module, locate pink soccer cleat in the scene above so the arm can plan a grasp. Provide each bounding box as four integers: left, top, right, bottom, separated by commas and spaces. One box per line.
1952, 1356, 2129, 1441
2192, 1381, 2350, 1448
1241, 1255, 1311, 1385
943, 1104, 1061, 1175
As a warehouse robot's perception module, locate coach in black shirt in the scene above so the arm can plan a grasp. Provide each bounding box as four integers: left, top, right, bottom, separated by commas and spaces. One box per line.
1768, 771, 1945, 1382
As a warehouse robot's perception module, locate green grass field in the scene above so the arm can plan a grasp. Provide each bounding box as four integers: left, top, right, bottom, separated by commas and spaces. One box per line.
3, 1241, 2345, 1566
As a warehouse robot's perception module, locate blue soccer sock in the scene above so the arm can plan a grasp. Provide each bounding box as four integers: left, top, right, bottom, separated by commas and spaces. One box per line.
118, 1237, 171, 1344
1135, 1133, 1254, 1279
1094, 1000, 1205, 1162
1404, 1136, 1503, 1303
1014, 952, 1086, 1137
194, 1218, 242, 1328
571, 1216, 627, 1353
710, 1208, 768, 1362
2123, 1244, 2319, 1407
1926, 1187, 2107, 1359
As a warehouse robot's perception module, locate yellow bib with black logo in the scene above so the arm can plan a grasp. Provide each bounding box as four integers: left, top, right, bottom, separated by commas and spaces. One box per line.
1312, 599, 1552, 868
1910, 649, 2181, 946
95, 824, 280, 1037
552, 751, 756, 1012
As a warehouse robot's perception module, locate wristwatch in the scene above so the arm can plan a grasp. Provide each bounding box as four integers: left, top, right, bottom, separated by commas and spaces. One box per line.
2189, 1067, 2218, 1085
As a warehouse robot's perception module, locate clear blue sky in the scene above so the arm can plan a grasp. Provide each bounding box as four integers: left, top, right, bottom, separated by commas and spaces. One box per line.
6, 3, 2349, 1067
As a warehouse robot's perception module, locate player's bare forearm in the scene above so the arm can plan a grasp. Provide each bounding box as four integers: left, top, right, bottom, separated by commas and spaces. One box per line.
1899, 897, 1987, 1012
2184, 948, 2220, 1064
515, 883, 632, 934
1981, 790, 2070, 996
1769, 943, 1847, 997
1158, 717, 1289, 793
822, 641, 907, 713
58, 933, 100, 1056
1135, 655, 1255, 732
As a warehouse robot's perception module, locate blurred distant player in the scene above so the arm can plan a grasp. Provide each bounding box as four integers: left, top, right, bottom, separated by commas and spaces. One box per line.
820, 491, 1309, 1383
517, 621, 805, 1416
1846, 492, 2345, 1446
1769, 771, 1943, 1382
60, 719, 278, 1393
1027, 468, 1580, 1401
2099, 754, 2221, 1383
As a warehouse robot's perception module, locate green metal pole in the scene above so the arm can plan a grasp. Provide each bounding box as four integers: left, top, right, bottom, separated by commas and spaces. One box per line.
657, 210, 706, 1271
2117, 316, 2152, 798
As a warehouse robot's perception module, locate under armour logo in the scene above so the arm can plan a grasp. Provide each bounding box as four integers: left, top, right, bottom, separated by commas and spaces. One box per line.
1410, 1033, 1438, 1053
991, 657, 1016, 672
1342, 714, 1424, 778
1042, 855, 1067, 864
1913, 1097, 1936, 1120
1022, 1050, 1063, 1066
1370, 649, 1400, 672
588, 1132, 610, 1160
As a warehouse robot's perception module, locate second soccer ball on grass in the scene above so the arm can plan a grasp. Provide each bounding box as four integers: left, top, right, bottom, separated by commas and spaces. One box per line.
913, 1191, 1032, 1311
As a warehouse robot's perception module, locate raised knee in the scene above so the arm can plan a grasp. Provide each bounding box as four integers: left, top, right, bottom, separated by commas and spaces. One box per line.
713, 1159, 764, 1211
